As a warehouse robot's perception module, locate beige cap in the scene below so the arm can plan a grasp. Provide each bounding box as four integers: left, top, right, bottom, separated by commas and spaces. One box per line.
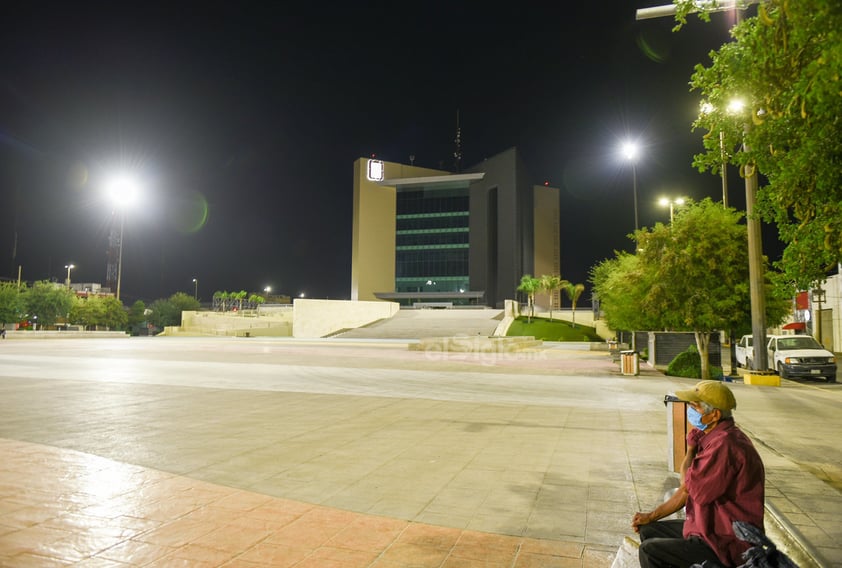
674, 380, 737, 411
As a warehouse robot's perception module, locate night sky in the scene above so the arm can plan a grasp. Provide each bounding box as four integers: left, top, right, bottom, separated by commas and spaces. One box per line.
0, 2, 771, 304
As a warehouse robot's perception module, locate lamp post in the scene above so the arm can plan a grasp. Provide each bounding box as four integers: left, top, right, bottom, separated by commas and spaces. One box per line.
658, 197, 685, 223
812, 286, 826, 345
65, 264, 75, 289
193, 278, 198, 301
106, 174, 140, 302
637, 6, 769, 373
621, 141, 641, 232
700, 101, 732, 208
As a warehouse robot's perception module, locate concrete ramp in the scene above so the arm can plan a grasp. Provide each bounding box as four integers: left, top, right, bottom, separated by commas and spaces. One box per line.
334, 308, 504, 339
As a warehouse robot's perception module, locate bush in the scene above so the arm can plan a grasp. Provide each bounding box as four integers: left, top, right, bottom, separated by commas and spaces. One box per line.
666, 345, 723, 379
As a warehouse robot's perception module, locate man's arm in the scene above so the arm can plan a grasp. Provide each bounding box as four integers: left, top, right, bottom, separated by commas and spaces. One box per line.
631, 442, 696, 533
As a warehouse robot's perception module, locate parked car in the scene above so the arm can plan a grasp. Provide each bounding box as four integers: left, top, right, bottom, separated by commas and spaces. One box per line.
766, 335, 837, 382
735, 334, 753, 368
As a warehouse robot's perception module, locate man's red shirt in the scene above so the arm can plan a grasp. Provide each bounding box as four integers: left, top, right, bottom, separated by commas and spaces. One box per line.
684, 418, 766, 567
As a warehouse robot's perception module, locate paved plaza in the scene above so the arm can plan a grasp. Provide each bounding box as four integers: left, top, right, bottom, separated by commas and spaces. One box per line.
1, 336, 840, 567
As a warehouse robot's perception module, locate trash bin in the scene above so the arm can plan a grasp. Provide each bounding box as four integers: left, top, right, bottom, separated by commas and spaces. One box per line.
620, 350, 639, 376
665, 399, 690, 474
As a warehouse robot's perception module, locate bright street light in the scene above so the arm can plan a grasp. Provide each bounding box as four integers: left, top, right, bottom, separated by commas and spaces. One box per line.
192, 278, 198, 300
65, 264, 75, 289
621, 140, 641, 232
658, 197, 686, 223
106, 173, 141, 302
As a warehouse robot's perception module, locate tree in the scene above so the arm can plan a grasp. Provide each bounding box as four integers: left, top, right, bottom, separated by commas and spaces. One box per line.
149, 292, 200, 328
214, 290, 229, 311
22, 281, 77, 327
591, 199, 791, 379
69, 295, 128, 330
170, 292, 200, 314
563, 282, 586, 327
127, 300, 147, 333
99, 296, 128, 330
0, 282, 25, 325
539, 274, 565, 321
232, 290, 248, 311
591, 252, 660, 337
679, 0, 842, 289
517, 275, 541, 323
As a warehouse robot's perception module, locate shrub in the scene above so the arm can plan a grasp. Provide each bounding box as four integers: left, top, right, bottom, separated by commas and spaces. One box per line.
667, 345, 723, 379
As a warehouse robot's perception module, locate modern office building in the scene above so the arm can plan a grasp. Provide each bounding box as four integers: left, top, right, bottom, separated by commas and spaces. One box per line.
351, 147, 559, 309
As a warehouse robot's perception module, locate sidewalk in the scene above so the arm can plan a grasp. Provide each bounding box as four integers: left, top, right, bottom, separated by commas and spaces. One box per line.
0, 337, 839, 567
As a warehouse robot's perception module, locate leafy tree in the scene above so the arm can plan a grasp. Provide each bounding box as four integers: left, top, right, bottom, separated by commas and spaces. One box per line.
22, 281, 77, 327
563, 282, 586, 327
517, 275, 541, 323
69, 295, 128, 330
69, 296, 105, 329
127, 300, 147, 331
592, 199, 790, 379
170, 292, 200, 314
148, 298, 178, 328
539, 274, 565, 321
99, 296, 128, 330
0, 281, 26, 325
148, 292, 200, 328
591, 252, 660, 336
679, 0, 842, 289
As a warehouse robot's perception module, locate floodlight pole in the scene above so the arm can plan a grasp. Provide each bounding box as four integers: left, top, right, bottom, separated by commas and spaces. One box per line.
116, 211, 125, 302
636, 1, 768, 372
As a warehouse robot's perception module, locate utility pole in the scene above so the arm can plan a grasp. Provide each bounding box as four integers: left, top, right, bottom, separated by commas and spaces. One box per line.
636, 1, 768, 371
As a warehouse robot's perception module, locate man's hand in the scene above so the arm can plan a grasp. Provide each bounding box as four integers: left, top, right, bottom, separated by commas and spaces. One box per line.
631, 511, 655, 533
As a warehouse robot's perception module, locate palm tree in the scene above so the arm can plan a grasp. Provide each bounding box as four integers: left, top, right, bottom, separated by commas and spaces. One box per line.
517, 275, 541, 323
233, 290, 248, 311
539, 274, 566, 321
213, 291, 229, 312
563, 282, 586, 327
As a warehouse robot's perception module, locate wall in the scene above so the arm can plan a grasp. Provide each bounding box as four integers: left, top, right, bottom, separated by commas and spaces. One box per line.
351, 158, 448, 301
467, 148, 532, 309
178, 310, 293, 337
293, 298, 399, 338
648, 332, 722, 369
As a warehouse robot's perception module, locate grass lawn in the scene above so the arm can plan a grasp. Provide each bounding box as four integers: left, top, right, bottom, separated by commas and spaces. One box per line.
506, 316, 603, 342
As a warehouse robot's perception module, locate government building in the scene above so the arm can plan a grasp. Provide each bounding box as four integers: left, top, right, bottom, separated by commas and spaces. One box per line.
351, 147, 560, 309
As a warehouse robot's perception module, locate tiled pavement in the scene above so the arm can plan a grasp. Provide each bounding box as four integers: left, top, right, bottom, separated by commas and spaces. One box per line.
0, 439, 609, 567
1, 336, 841, 567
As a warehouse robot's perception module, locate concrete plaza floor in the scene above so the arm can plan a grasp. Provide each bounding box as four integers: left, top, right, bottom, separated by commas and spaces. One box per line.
0, 336, 840, 567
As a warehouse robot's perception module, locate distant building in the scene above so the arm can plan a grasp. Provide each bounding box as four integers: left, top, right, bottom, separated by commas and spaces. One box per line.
351, 147, 560, 309
70, 282, 113, 297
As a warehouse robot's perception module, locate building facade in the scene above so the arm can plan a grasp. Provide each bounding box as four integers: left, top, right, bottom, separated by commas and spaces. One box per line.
351, 148, 560, 309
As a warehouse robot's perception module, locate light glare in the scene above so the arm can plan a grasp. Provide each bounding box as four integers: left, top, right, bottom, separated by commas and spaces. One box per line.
621, 141, 639, 161
106, 174, 140, 208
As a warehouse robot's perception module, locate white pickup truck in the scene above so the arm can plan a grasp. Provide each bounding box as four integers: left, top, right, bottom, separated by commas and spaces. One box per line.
735, 334, 753, 368
766, 335, 837, 382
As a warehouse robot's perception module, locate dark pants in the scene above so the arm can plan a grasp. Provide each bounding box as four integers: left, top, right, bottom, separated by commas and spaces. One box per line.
638, 520, 725, 568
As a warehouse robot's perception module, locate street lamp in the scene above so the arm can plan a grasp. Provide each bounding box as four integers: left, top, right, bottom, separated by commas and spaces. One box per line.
106, 174, 140, 302
621, 141, 641, 232
639, 3, 769, 373
65, 264, 75, 289
192, 278, 198, 301
812, 286, 826, 344
658, 197, 685, 223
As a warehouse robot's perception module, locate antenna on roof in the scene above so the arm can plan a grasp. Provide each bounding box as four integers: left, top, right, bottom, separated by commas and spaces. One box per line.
453, 109, 462, 173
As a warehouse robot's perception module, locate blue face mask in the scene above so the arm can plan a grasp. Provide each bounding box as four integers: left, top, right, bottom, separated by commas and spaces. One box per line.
687, 406, 709, 430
